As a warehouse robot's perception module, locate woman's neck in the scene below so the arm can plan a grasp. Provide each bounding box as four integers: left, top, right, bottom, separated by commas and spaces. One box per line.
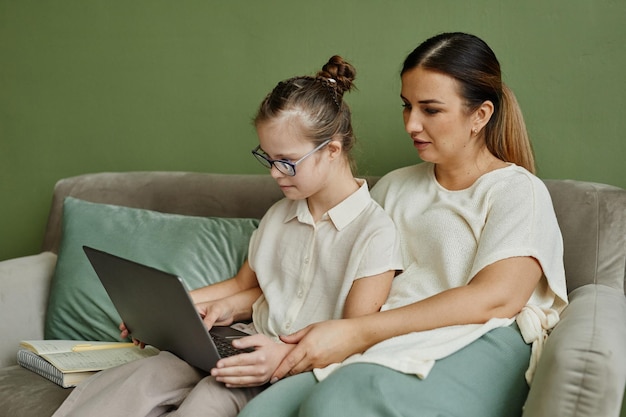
434, 150, 507, 191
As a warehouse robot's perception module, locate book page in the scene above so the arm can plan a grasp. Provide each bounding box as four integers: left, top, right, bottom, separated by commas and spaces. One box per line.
20, 340, 132, 355
42, 346, 159, 373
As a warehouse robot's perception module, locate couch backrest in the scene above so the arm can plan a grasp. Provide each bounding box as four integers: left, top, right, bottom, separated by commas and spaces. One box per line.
42, 172, 625, 295
42, 172, 286, 254
544, 179, 626, 294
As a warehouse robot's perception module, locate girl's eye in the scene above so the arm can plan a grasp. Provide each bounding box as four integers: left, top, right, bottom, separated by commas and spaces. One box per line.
401, 102, 411, 110
424, 107, 440, 115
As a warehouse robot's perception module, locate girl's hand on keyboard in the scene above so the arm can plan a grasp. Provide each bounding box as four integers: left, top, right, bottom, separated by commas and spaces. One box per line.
196, 287, 260, 330
211, 334, 295, 388
196, 299, 236, 330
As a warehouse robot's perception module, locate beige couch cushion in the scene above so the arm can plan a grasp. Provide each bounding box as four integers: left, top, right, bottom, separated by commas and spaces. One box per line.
523, 284, 626, 417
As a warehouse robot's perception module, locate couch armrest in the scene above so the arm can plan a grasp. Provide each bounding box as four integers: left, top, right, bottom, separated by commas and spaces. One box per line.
0, 252, 57, 368
523, 284, 626, 417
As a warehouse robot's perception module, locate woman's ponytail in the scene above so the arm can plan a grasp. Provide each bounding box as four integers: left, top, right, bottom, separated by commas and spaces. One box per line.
487, 84, 535, 173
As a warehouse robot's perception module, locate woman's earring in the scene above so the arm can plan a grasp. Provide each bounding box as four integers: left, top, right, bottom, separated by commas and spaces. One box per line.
472, 128, 478, 134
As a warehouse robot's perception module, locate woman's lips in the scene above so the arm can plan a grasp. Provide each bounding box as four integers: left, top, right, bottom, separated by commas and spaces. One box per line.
413, 139, 430, 150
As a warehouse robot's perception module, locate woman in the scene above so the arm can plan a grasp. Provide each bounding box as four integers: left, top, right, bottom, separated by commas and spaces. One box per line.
239, 32, 568, 417
51, 56, 402, 417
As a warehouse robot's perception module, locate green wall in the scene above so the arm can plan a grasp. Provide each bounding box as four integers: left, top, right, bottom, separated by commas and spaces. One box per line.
1, 0, 625, 261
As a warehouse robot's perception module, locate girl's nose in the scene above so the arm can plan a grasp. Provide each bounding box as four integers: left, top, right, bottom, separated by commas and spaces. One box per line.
270, 164, 284, 179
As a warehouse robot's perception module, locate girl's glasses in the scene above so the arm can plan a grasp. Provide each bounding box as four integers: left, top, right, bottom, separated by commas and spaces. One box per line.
251, 139, 331, 177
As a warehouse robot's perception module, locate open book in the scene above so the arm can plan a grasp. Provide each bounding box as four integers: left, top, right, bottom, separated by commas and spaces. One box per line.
18, 340, 159, 388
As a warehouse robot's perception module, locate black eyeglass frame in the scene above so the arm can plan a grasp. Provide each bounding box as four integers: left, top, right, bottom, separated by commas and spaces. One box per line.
251, 139, 332, 176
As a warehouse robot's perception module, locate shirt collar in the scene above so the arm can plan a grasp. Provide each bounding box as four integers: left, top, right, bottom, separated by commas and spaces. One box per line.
283, 178, 371, 230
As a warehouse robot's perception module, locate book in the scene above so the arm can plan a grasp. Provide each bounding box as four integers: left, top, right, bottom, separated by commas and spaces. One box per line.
17, 340, 159, 388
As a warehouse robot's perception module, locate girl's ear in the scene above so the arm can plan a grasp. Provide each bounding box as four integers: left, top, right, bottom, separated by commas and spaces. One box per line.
327, 138, 343, 160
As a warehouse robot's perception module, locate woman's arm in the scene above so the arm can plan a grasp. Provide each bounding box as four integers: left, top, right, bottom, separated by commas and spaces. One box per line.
272, 256, 542, 379
210, 270, 396, 387
189, 260, 258, 304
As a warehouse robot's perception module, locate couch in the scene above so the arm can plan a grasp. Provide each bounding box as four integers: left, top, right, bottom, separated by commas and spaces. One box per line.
0, 171, 624, 417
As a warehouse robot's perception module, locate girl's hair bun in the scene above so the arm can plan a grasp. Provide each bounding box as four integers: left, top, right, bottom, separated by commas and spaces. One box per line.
317, 55, 356, 97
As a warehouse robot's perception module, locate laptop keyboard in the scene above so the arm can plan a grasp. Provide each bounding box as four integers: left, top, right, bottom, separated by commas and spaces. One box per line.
211, 334, 254, 357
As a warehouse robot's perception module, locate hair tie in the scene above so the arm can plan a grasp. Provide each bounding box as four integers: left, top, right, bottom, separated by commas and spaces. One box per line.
324, 78, 341, 109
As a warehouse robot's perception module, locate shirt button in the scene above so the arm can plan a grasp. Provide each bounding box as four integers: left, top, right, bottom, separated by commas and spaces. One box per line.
285, 322, 291, 330
304, 257, 310, 264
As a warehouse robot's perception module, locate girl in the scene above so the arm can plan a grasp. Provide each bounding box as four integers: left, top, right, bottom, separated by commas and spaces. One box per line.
51, 56, 402, 417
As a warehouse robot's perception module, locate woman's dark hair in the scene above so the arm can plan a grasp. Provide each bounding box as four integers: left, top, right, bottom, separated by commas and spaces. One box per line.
402, 32, 535, 173
255, 55, 358, 172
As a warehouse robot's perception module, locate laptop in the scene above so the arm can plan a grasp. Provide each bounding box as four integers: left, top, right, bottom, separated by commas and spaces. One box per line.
82, 245, 253, 372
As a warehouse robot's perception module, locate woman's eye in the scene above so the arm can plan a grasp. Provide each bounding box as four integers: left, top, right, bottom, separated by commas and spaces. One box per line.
401, 102, 411, 110
424, 107, 440, 115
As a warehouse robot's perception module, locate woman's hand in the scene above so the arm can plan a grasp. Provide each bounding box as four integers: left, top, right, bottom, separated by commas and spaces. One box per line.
211, 334, 295, 388
271, 319, 365, 382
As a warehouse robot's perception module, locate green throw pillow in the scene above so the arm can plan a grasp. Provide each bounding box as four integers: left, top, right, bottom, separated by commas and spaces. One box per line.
44, 197, 259, 342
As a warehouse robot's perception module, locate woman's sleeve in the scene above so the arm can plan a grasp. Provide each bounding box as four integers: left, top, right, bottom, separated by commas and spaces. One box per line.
468, 174, 567, 306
